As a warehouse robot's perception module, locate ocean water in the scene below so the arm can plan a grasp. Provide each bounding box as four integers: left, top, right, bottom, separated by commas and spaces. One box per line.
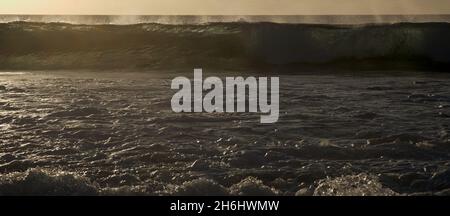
0, 15, 450, 196
1, 71, 450, 196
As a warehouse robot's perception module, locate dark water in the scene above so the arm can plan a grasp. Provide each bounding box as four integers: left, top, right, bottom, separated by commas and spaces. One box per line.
1, 71, 450, 196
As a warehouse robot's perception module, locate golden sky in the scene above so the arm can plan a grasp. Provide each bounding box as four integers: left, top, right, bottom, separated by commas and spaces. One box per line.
1, 0, 450, 15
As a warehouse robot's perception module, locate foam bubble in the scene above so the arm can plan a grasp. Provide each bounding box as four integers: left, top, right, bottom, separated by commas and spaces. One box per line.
229, 177, 280, 196
172, 178, 229, 196
314, 173, 398, 196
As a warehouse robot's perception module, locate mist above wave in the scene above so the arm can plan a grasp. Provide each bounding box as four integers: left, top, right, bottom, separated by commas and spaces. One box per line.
1, 15, 450, 25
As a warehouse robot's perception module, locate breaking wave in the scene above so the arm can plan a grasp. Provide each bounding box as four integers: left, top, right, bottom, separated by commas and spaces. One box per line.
0, 169, 400, 196
1, 21, 450, 71
0, 169, 98, 196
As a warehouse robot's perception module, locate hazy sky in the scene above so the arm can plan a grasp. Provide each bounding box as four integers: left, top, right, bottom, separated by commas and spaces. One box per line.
1, 0, 450, 15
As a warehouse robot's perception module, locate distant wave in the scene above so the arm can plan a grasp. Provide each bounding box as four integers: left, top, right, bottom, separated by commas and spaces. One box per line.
1, 21, 450, 71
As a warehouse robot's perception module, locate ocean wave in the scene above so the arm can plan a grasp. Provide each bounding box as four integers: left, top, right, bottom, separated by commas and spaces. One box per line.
1, 21, 450, 71
0, 169, 401, 196
0, 169, 98, 196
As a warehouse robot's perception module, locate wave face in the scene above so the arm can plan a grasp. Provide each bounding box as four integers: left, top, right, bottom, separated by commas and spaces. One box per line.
1, 21, 450, 71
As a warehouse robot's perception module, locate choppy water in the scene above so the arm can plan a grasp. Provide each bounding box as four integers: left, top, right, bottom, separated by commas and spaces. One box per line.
1, 71, 449, 196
